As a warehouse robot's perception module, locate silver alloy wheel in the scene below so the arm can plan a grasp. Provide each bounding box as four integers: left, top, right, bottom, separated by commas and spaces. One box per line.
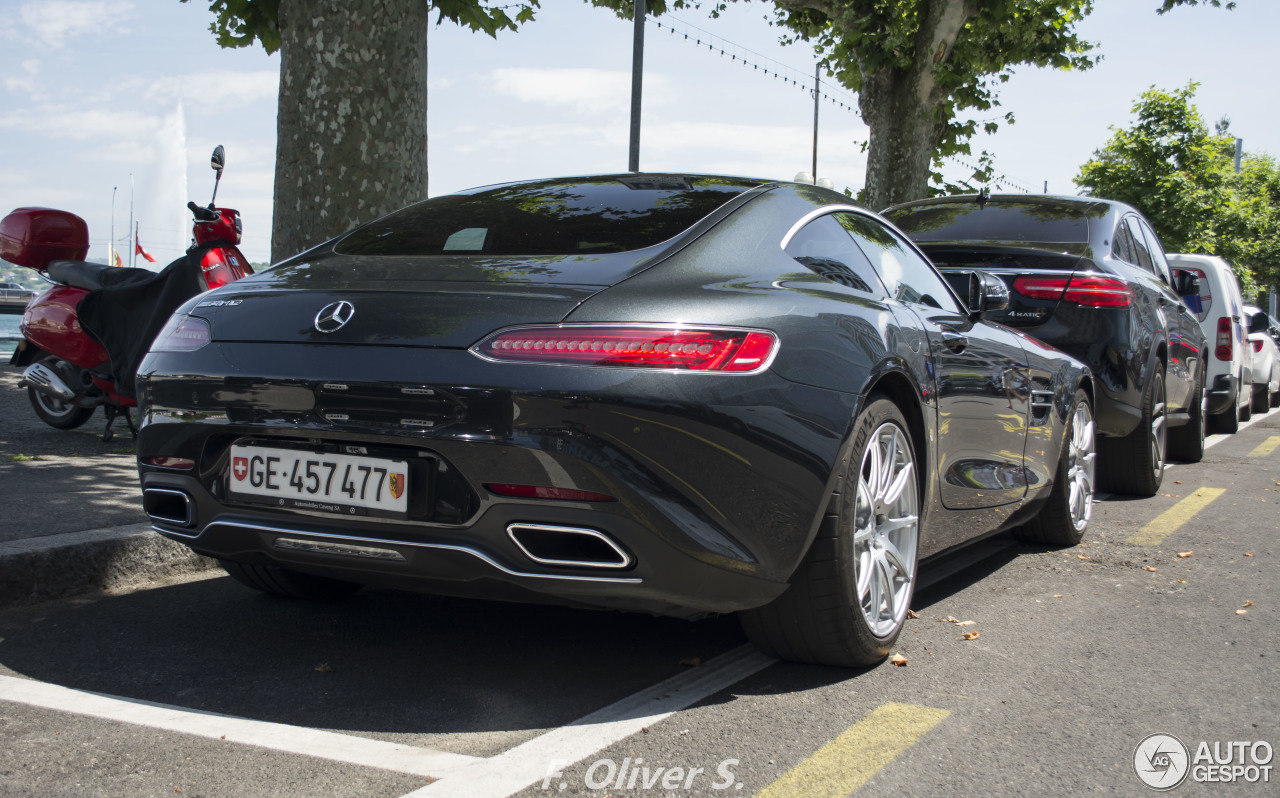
1150, 377, 1166, 478
1067, 400, 1097, 532
853, 421, 919, 637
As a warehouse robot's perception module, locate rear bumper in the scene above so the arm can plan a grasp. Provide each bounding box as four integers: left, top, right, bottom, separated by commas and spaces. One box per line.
135, 342, 857, 617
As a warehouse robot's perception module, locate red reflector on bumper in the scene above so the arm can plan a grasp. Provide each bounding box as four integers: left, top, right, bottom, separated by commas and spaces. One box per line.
144, 456, 195, 470
485, 484, 617, 502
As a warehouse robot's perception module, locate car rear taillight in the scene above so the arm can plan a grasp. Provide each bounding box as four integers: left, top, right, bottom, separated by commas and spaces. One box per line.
151, 315, 211, 352
474, 326, 778, 372
1216, 317, 1233, 361
1012, 275, 1132, 307
1252, 339, 1263, 353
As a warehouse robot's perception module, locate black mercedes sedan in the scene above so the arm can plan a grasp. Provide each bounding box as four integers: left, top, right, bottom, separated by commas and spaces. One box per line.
883, 194, 1209, 498
136, 175, 1094, 667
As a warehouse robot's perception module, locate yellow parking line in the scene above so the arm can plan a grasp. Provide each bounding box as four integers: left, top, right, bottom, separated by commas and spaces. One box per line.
1127, 487, 1226, 546
756, 702, 950, 798
1248, 436, 1280, 457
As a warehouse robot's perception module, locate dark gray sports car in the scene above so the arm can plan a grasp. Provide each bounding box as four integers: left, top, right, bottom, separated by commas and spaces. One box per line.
136, 174, 1095, 667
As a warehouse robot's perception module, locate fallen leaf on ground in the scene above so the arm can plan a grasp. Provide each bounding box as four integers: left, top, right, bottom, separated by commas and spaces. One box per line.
906, 609, 920, 619
1077, 555, 1091, 560
890, 653, 909, 666
678, 657, 703, 667
1177, 551, 1193, 558
314, 663, 332, 673
1174, 481, 1183, 484
956, 620, 976, 626
961, 631, 980, 640
1236, 609, 1248, 615
1245, 552, 1254, 557
1144, 566, 1158, 572
1243, 600, 1255, 607
1053, 594, 1064, 598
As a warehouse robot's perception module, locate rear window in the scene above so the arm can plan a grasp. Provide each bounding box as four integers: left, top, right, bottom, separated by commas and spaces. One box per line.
336, 175, 764, 257
885, 201, 1092, 244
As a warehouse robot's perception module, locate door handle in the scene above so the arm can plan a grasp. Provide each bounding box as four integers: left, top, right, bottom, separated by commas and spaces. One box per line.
940, 328, 968, 352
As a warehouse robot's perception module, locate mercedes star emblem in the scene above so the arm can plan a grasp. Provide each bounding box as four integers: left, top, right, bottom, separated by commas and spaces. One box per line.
314, 300, 355, 334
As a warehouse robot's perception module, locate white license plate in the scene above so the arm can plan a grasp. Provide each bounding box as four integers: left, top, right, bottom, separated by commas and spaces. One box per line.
228, 445, 408, 514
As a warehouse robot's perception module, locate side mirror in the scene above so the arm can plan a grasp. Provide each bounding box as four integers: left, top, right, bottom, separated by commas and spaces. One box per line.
1249, 310, 1271, 334
211, 145, 225, 175
968, 270, 1009, 316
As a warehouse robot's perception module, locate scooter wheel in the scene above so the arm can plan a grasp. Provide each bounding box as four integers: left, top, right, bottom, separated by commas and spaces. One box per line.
28, 358, 96, 430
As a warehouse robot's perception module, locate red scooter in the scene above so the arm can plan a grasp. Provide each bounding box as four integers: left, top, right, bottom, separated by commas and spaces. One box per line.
0, 146, 253, 441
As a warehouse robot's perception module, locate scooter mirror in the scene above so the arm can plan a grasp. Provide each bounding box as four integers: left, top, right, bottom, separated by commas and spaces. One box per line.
211, 145, 225, 175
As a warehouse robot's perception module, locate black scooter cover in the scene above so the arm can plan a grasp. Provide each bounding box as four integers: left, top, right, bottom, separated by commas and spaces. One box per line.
77, 241, 223, 398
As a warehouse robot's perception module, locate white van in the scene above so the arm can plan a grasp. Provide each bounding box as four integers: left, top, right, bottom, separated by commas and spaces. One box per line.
1167, 254, 1257, 433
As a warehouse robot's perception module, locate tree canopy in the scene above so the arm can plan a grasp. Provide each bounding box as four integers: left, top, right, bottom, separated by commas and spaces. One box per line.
185, 0, 539, 53
1076, 81, 1276, 296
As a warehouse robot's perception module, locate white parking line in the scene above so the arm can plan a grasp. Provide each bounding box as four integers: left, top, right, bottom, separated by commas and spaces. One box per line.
0, 674, 479, 778
400, 644, 777, 798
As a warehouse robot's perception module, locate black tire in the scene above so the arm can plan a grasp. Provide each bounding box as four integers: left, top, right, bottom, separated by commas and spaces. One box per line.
219, 559, 363, 599
1015, 390, 1095, 546
740, 396, 919, 668
1099, 369, 1165, 497
1167, 375, 1206, 463
1252, 383, 1269, 414
27, 369, 96, 430
1271, 388, 1280, 409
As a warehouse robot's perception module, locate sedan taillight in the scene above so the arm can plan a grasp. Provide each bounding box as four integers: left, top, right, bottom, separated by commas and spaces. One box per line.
1252, 339, 1263, 353
474, 326, 778, 372
1012, 275, 1132, 307
1216, 317, 1233, 361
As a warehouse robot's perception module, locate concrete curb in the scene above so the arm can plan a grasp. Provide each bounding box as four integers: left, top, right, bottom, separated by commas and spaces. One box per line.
0, 523, 218, 608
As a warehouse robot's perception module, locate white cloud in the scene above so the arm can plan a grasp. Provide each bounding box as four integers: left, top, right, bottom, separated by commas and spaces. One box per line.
0, 106, 162, 142
3, 59, 40, 93
13, 1, 132, 48
490, 68, 668, 116
123, 69, 279, 107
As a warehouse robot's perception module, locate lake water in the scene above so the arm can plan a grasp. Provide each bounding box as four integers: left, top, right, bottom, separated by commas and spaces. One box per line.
0, 314, 22, 359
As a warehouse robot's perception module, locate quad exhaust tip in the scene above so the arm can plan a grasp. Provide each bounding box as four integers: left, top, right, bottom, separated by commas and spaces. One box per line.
143, 487, 195, 527
506, 523, 633, 569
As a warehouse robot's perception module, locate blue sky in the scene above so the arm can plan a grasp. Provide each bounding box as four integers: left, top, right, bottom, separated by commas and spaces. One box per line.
1, 1, 1276, 266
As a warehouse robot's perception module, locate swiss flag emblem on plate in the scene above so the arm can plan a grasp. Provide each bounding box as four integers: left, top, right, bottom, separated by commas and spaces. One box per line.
232, 456, 249, 482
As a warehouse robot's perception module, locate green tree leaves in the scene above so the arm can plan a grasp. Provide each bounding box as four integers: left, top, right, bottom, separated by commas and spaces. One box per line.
1076, 82, 1277, 296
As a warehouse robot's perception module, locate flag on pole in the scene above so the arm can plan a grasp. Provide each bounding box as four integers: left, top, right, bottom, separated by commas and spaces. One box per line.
111, 246, 123, 268
135, 228, 156, 263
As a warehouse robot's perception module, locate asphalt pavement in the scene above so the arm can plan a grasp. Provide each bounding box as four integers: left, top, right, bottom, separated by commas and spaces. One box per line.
0, 364, 216, 606
0, 360, 1276, 797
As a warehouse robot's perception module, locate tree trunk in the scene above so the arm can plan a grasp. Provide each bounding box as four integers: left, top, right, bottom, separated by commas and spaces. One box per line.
857, 0, 973, 210
858, 70, 944, 210
272, 0, 428, 263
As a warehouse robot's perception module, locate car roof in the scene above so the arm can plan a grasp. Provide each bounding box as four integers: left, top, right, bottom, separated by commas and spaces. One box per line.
884, 193, 1122, 216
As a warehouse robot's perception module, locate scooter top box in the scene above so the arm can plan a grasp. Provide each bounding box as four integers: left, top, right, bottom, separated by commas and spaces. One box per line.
0, 207, 89, 270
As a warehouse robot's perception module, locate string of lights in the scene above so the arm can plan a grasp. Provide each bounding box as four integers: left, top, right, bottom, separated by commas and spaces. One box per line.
648, 15, 861, 113
945, 155, 1035, 194
649, 14, 1044, 194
